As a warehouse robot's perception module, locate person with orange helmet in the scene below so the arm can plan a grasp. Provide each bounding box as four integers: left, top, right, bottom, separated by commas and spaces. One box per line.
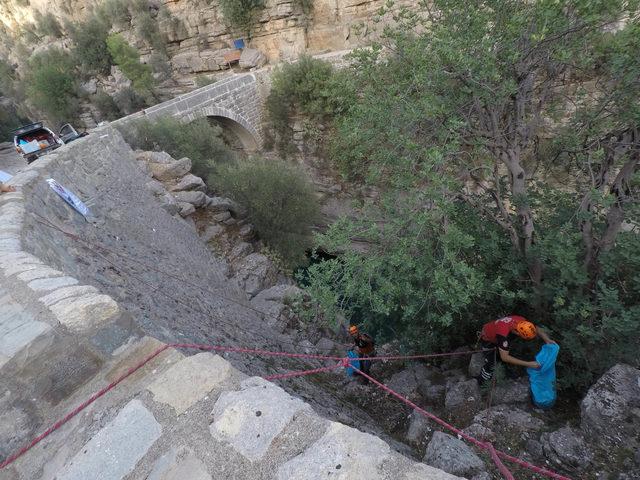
348, 324, 375, 382
477, 315, 556, 385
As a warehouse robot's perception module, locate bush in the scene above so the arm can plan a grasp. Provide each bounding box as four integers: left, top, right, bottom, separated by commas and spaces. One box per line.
122, 116, 234, 179
148, 53, 171, 80
25, 48, 78, 126
33, 11, 63, 38
137, 11, 167, 54
218, 0, 265, 34
113, 87, 147, 115
215, 158, 320, 268
69, 17, 112, 75
0, 104, 28, 140
106, 34, 155, 97
266, 56, 355, 154
96, 0, 131, 29
195, 74, 216, 88
92, 90, 121, 120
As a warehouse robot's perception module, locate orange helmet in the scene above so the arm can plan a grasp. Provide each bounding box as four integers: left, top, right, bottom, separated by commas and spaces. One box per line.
514, 320, 537, 340
348, 325, 359, 335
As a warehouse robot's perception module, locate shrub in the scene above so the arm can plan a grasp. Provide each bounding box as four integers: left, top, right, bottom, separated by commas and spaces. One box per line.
218, 0, 265, 34
122, 116, 234, 179
96, 0, 131, 29
215, 158, 320, 268
148, 53, 171, 80
106, 34, 155, 97
0, 59, 16, 97
113, 87, 147, 115
92, 90, 121, 120
266, 55, 355, 154
69, 17, 112, 75
0, 104, 28, 140
137, 11, 167, 54
33, 11, 63, 38
25, 48, 78, 127
195, 74, 216, 88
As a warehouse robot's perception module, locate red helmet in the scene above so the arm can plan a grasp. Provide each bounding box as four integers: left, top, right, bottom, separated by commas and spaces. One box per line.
514, 320, 537, 340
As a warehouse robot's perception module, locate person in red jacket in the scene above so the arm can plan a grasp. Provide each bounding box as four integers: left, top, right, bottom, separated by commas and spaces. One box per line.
477, 315, 556, 385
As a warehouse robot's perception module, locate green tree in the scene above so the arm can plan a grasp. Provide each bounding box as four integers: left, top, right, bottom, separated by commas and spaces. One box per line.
106, 34, 155, 99
218, 0, 265, 35
266, 55, 356, 155
25, 48, 78, 126
303, 0, 640, 390
69, 17, 112, 75
216, 158, 321, 268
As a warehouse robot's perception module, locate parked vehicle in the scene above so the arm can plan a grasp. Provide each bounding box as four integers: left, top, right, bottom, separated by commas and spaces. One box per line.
13, 122, 88, 163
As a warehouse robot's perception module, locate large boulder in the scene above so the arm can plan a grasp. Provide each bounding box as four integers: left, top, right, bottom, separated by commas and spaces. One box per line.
580, 364, 640, 447
234, 253, 278, 298
468, 352, 484, 378
149, 157, 192, 182
423, 431, 486, 477
206, 196, 236, 214
171, 173, 206, 192
467, 405, 545, 442
387, 369, 420, 399
541, 427, 593, 471
405, 410, 433, 446
491, 378, 530, 405
445, 379, 480, 410
239, 48, 267, 69
249, 284, 303, 331
172, 190, 207, 208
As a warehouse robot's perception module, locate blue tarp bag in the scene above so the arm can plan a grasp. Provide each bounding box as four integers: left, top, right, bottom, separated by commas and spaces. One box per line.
527, 343, 560, 409
346, 350, 360, 377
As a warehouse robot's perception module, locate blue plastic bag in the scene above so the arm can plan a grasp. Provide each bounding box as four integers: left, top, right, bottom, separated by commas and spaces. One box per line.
346, 350, 360, 377
527, 343, 560, 409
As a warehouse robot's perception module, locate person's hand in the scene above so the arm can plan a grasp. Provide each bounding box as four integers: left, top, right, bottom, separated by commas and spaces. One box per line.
0, 185, 16, 193
529, 361, 541, 369
546, 339, 557, 345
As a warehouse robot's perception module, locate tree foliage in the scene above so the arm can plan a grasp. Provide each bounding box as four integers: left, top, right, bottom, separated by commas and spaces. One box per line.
24, 48, 78, 126
69, 17, 112, 75
122, 116, 234, 180
106, 34, 155, 98
216, 158, 321, 268
266, 56, 356, 155
218, 0, 265, 34
302, 0, 640, 390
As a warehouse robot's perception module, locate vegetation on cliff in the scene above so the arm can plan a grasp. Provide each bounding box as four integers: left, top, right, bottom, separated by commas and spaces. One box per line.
267, 0, 640, 390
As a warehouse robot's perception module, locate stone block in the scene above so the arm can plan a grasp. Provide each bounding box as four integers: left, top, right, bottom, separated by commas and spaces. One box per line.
171, 173, 206, 192
49, 293, 120, 331
17, 266, 64, 282
148, 353, 232, 415
39, 285, 99, 307
150, 157, 192, 181
0, 292, 52, 359
210, 377, 313, 461
147, 447, 212, 480
56, 399, 162, 480
28, 276, 79, 292
278, 422, 459, 480
178, 202, 196, 217
423, 431, 485, 477
173, 190, 207, 207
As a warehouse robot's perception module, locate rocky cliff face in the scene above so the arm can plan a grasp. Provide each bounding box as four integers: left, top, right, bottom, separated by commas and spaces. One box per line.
0, 0, 412, 126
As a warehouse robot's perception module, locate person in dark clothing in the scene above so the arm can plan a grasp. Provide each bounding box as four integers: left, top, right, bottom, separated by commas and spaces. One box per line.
348, 324, 375, 382
478, 315, 556, 385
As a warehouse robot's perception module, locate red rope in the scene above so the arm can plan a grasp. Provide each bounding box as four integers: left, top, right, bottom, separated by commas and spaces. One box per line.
264, 363, 342, 381
0, 344, 171, 469
351, 366, 572, 480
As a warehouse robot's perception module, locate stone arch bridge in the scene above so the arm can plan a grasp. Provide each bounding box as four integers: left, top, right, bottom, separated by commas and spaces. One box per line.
111, 73, 265, 151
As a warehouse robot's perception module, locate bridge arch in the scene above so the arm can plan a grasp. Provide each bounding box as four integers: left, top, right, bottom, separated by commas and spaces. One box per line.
187, 105, 260, 153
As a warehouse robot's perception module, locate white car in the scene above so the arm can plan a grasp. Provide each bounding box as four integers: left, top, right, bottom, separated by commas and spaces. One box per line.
13, 122, 87, 163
